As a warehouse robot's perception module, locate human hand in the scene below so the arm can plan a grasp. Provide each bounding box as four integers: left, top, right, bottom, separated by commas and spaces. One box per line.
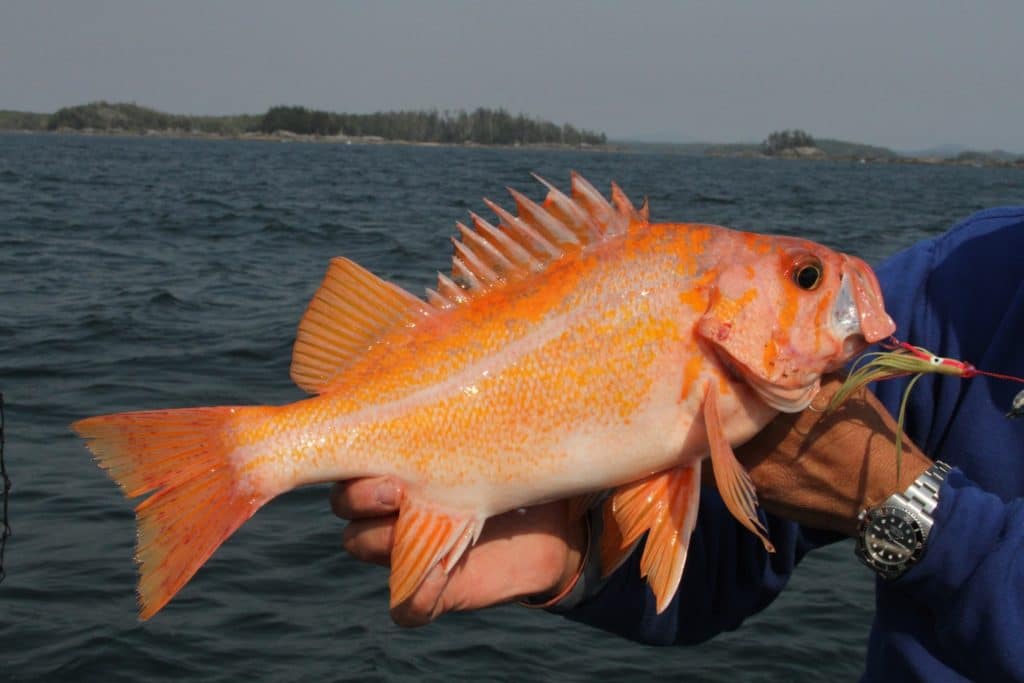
330, 477, 586, 626
734, 377, 932, 536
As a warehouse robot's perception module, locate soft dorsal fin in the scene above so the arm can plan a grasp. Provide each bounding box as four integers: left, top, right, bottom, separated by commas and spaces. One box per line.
290, 257, 435, 394
438, 173, 645, 304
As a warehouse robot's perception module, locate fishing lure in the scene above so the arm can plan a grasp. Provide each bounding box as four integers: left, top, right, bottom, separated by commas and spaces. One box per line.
829, 338, 1024, 477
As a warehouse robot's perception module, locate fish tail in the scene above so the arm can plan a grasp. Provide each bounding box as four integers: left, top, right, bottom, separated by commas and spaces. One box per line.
73, 406, 270, 620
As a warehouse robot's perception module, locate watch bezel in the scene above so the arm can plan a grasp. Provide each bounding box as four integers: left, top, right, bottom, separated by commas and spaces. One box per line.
856, 504, 927, 580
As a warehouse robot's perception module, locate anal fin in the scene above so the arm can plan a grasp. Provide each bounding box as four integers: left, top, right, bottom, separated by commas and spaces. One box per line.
600, 463, 702, 613
704, 389, 775, 552
389, 500, 484, 608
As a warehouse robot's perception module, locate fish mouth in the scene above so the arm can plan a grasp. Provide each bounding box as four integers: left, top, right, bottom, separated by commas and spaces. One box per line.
746, 374, 820, 412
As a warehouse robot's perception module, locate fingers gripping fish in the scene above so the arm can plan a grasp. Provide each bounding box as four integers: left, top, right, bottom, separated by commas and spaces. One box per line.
73, 174, 894, 619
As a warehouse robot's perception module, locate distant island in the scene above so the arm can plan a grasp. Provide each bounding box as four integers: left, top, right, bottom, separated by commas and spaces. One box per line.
0, 101, 607, 147
1, 103, 1020, 167
626, 129, 1023, 168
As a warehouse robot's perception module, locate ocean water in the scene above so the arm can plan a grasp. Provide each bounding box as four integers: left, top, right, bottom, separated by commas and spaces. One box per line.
1, 132, 1021, 682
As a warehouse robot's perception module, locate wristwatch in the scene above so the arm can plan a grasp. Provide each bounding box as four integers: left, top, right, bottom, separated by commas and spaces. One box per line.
854, 461, 952, 579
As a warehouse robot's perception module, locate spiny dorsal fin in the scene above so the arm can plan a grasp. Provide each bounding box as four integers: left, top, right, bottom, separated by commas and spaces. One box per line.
438, 173, 645, 303
290, 257, 435, 394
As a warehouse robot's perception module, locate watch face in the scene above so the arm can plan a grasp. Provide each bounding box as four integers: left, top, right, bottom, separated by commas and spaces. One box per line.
861, 506, 925, 575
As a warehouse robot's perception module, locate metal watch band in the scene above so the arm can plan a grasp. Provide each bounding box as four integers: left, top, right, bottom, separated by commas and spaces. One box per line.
855, 460, 953, 579
888, 460, 952, 541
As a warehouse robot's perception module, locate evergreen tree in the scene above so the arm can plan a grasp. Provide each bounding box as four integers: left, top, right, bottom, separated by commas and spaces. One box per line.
762, 129, 817, 154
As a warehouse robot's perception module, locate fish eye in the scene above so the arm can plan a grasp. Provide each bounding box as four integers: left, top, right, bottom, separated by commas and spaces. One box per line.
792, 257, 823, 291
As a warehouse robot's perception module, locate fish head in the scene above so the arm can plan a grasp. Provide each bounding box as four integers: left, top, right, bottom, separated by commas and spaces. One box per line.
696, 235, 895, 412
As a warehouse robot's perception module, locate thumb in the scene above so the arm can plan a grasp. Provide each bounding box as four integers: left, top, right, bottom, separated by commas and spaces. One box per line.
389, 564, 450, 627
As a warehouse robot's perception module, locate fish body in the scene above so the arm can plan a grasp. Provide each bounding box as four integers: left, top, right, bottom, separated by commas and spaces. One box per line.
74, 175, 894, 619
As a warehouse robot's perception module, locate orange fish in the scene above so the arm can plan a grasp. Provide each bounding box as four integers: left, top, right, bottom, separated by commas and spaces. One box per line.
73, 174, 895, 619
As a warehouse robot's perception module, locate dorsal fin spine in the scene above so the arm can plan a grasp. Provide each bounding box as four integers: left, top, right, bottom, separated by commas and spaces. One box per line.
425, 287, 453, 308
451, 256, 484, 292
470, 212, 539, 270
436, 272, 467, 303
451, 232, 500, 284
569, 172, 614, 233
532, 174, 603, 242
610, 182, 638, 218
484, 198, 562, 260
457, 222, 514, 277
507, 188, 580, 246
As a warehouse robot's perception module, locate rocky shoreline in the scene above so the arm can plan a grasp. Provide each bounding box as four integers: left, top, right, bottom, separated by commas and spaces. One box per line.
706, 144, 1024, 169
4, 127, 1020, 168
1, 126, 615, 151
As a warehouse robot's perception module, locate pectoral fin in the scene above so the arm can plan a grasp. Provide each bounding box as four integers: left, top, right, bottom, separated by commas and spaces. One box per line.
599, 501, 634, 579
600, 463, 702, 613
389, 500, 484, 607
703, 390, 775, 552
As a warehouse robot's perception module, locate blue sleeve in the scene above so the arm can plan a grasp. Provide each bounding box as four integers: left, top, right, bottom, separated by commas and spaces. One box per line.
880, 470, 1024, 681
863, 207, 1024, 680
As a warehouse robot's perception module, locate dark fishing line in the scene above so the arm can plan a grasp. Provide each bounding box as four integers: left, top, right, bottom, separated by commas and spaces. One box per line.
0, 392, 9, 583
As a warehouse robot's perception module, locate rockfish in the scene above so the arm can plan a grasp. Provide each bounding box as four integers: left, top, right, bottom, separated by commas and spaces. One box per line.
73, 174, 895, 619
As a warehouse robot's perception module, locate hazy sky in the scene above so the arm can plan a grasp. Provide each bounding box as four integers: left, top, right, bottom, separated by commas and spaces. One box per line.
3, 1, 1023, 151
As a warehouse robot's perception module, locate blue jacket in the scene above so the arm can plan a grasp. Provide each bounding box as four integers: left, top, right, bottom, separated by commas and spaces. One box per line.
565, 207, 1024, 681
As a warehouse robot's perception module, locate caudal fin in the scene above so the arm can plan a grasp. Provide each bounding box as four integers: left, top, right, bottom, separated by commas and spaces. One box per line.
73, 406, 269, 619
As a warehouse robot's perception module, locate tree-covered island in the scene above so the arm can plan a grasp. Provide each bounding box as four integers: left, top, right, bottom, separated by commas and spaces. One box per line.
0, 101, 607, 147
1, 105, 1019, 166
